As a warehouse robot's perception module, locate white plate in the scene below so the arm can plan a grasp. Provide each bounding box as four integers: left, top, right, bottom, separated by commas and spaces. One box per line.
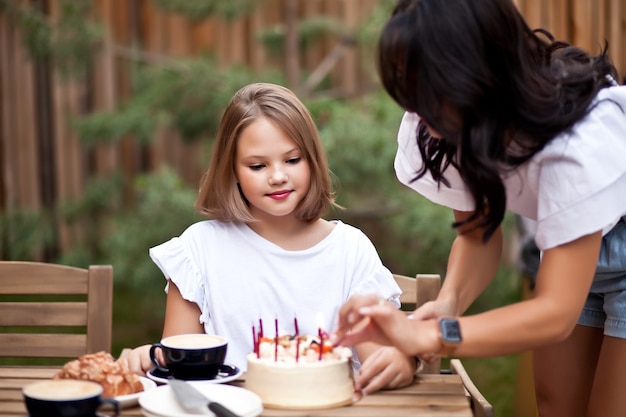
139, 381, 263, 417
101, 377, 157, 409
147, 364, 242, 385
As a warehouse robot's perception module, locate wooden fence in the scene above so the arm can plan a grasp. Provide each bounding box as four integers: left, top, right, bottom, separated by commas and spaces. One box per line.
1, 0, 625, 255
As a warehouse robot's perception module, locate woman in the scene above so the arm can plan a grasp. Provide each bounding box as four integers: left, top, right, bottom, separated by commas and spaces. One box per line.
331, 1, 626, 416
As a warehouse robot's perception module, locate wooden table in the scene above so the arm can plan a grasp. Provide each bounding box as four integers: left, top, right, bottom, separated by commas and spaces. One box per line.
1, 366, 473, 417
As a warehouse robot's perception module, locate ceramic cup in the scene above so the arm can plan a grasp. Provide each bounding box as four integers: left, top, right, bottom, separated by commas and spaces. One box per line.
150, 334, 228, 380
23, 379, 119, 417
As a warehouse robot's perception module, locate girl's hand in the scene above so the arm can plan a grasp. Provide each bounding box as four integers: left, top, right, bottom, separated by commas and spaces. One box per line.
356, 346, 416, 395
118, 344, 154, 376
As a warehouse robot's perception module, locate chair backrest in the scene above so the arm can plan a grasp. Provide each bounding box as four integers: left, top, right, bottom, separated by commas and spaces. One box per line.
393, 273, 441, 374
0, 261, 113, 364
450, 359, 494, 417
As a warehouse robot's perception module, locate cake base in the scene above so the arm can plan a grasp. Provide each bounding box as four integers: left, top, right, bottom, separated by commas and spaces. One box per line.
245, 349, 354, 410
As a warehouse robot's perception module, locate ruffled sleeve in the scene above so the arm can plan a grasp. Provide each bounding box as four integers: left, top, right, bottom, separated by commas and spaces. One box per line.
149, 236, 209, 325
351, 266, 401, 308
336, 223, 402, 308
530, 86, 626, 250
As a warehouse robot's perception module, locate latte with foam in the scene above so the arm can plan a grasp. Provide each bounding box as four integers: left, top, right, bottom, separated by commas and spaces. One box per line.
24, 380, 102, 401
23, 379, 119, 417
162, 334, 226, 349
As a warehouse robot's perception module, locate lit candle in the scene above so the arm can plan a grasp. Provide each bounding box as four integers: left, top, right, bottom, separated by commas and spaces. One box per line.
294, 316, 300, 363
274, 317, 279, 362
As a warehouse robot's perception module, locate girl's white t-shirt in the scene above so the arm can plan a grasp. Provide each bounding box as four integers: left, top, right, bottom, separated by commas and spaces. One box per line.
394, 85, 626, 251
150, 220, 400, 371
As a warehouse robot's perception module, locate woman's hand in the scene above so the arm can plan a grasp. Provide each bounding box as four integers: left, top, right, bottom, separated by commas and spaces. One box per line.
408, 299, 456, 320
331, 294, 433, 356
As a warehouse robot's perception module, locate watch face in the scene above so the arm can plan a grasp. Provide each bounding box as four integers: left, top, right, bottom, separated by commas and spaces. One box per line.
440, 318, 462, 343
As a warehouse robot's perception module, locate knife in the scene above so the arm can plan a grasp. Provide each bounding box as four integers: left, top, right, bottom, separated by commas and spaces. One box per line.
169, 379, 240, 417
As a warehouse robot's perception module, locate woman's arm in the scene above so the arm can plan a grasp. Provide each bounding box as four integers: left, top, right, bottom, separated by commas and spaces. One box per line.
455, 229, 602, 356
332, 230, 602, 359
439, 210, 503, 315
411, 210, 502, 321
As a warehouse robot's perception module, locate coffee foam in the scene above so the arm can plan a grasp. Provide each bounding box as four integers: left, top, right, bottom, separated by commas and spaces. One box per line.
24, 380, 102, 400
162, 334, 226, 349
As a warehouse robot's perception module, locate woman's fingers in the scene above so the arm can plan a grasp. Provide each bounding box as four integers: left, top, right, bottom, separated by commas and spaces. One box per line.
332, 294, 381, 345
332, 296, 401, 348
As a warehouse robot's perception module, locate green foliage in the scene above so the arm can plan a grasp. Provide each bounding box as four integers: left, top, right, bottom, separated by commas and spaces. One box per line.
312, 90, 402, 197
102, 168, 202, 292
0, 209, 53, 260
56, 173, 124, 266
153, 0, 258, 21
58, 173, 124, 223
257, 17, 349, 57
75, 58, 277, 144
0, 0, 102, 77
307, 90, 456, 275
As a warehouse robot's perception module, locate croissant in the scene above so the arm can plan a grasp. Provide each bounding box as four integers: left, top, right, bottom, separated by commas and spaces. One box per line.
54, 351, 143, 397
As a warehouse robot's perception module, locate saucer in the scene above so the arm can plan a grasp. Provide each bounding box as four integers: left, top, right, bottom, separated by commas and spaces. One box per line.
139, 381, 263, 417
146, 363, 242, 385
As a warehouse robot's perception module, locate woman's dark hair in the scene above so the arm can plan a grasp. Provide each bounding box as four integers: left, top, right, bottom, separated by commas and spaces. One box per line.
378, 0, 619, 241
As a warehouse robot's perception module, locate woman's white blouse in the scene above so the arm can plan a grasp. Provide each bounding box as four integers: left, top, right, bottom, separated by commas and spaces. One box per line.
395, 85, 626, 250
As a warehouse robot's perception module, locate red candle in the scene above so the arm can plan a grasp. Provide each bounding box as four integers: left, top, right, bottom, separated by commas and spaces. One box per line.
274, 317, 279, 362
259, 318, 264, 338
294, 316, 300, 363
256, 329, 261, 358
318, 327, 323, 361
252, 324, 257, 355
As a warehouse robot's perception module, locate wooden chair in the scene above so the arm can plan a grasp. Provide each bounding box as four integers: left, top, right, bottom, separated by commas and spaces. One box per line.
0, 261, 113, 364
394, 273, 495, 416
392, 273, 441, 374
451, 359, 495, 417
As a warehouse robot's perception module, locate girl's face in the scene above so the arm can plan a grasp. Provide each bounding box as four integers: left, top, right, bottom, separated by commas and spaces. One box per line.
235, 117, 311, 221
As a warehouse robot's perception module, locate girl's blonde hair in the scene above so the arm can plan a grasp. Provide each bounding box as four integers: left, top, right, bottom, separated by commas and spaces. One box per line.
195, 82, 335, 223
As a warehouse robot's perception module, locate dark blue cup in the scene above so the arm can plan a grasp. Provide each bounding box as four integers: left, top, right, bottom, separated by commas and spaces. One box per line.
23, 379, 119, 417
150, 334, 227, 380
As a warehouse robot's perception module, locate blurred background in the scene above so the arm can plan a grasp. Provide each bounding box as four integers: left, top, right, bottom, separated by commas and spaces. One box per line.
1, 1, 625, 416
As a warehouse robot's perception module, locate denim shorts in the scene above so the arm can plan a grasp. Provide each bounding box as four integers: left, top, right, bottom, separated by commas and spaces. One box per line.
578, 217, 626, 338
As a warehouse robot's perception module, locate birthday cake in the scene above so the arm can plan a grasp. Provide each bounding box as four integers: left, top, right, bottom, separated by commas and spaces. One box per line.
244, 334, 354, 409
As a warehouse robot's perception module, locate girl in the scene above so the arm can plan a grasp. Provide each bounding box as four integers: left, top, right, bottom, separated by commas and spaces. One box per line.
331, 0, 626, 416
123, 82, 417, 394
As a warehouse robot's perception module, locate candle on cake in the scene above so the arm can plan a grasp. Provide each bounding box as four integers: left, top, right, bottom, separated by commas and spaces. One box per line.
252, 323, 258, 357
274, 317, 279, 361
294, 315, 300, 363
316, 312, 325, 361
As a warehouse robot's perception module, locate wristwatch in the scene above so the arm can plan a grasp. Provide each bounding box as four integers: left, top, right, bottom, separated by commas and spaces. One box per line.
437, 317, 462, 357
